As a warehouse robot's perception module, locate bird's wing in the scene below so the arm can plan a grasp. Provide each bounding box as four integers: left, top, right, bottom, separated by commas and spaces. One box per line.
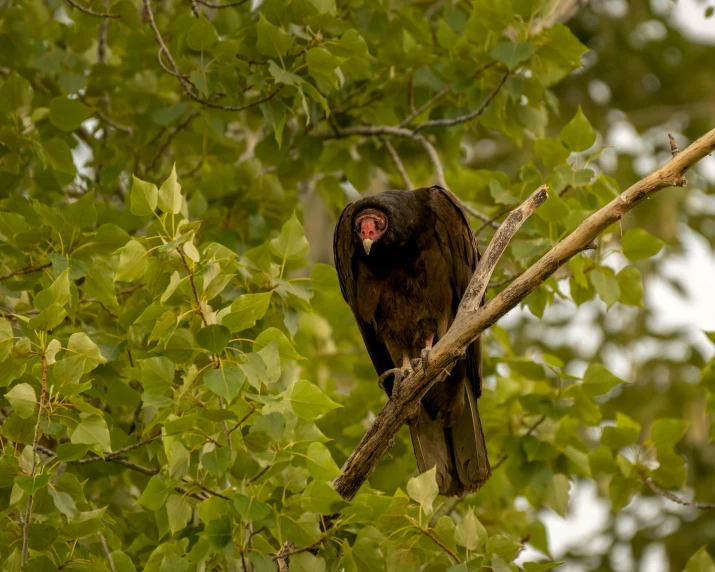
333, 203, 394, 379
428, 186, 483, 397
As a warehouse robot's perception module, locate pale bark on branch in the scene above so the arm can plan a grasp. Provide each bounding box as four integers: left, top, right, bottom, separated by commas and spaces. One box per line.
331, 127, 715, 502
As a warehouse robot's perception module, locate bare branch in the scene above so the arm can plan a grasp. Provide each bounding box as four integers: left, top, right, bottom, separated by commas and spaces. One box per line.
413, 134, 446, 189
0, 263, 51, 281
98, 532, 116, 572
274, 541, 297, 572
195, 0, 248, 7
65, 0, 120, 18
398, 86, 451, 128
412, 72, 509, 133
143, 0, 281, 112
381, 137, 413, 190
190, 0, 200, 17
668, 133, 680, 157
20, 354, 48, 572
69, 434, 161, 465
406, 516, 461, 563
638, 467, 715, 510
331, 126, 715, 503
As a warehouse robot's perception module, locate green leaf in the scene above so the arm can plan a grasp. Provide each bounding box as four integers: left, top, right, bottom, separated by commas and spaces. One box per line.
14, 474, 50, 495
589, 269, 620, 309
301, 480, 346, 514
130, 175, 159, 217
136, 474, 171, 511
684, 546, 715, 572
84, 258, 118, 309
158, 163, 183, 214
202, 447, 232, 476
197, 325, 231, 355
307, 0, 335, 13
534, 138, 570, 168
560, 106, 596, 152
187, 15, 218, 51
166, 494, 192, 535
234, 494, 271, 521
34, 268, 70, 310
622, 228, 664, 261
406, 466, 439, 516
486, 534, 522, 561
204, 515, 233, 550
490, 42, 534, 69
285, 380, 342, 419
71, 415, 112, 452
221, 292, 272, 332
5, 383, 36, 418
305, 442, 341, 480
270, 213, 310, 262
27, 304, 67, 331
49, 96, 91, 131
140, 356, 175, 395
43, 138, 76, 176
582, 363, 625, 396
616, 265, 643, 307
64, 190, 97, 228
115, 239, 147, 282
203, 367, 245, 402
455, 507, 487, 551
0, 72, 33, 115
256, 15, 291, 58
544, 473, 571, 517
651, 418, 689, 449
601, 412, 641, 450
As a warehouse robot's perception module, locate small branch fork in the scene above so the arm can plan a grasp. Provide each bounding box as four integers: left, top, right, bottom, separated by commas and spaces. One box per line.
638, 467, 715, 510
65, 0, 120, 18
329, 129, 715, 505
143, 0, 281, 113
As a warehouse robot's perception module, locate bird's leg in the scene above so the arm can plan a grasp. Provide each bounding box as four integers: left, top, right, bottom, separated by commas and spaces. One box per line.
421, 334, 434, 371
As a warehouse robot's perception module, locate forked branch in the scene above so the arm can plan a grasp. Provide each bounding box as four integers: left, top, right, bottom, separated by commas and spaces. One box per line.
331, 127, 715, 502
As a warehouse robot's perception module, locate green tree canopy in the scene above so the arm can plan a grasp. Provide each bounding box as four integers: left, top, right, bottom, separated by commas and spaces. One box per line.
1, 0, 714, 571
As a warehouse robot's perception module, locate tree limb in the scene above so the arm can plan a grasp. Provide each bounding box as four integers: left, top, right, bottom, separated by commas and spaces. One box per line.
638, 467, 715, 510
65, 0, 120, 18
0, 263, 51, 281
331, 128, 715, 502
381, 137, 413, 190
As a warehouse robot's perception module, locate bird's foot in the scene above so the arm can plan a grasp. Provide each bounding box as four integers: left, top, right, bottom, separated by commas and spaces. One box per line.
378, 367, 403, 395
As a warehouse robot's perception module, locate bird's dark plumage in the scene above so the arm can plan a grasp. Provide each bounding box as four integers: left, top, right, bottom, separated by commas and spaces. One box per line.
333, 186, 491, 497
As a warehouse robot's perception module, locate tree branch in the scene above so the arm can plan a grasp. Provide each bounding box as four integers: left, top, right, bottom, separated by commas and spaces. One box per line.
381, 137, 413, 190
0, 263, 51, 281
412, 72, 509, 133
143, 0, 281, 112
638, 467, 715, 510
65, 0, 120, 18
406, 515, 461, 563
331, 128, 715, 502
195, 0, 248, 7
98, 532, 116, 572
20, 354, 48, 572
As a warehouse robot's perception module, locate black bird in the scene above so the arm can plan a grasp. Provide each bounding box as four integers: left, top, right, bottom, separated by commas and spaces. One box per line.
333, 186, 490, 497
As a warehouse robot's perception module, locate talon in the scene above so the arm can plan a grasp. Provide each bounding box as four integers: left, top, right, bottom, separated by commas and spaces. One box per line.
378, 367, 403, 397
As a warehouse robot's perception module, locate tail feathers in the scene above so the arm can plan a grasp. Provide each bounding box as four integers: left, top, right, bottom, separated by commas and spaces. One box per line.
409, 385, 490, 498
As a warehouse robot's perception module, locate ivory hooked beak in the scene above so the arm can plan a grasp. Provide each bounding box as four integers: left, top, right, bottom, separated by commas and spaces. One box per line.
362, 238, 373, 255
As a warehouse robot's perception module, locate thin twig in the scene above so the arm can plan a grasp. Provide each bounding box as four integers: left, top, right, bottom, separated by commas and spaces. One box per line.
229, 405, 257, 434
668, 133, 680, 157
190, 0, 200, 17
274, 535, 329, 561
69, 434, 161, 464
65, 0, 120, 17
20, 354, 48, 572
274, 541, 297, 572
406, 516, 461, 564
143, 0, 281, 112
178, 247, 207, 326
412, 72, 509, 133
638, 467, 715, 510
414, 134, 446, 189
145, 112, 200, 175
398, 86, 451, 128
195, 0, 248, 7
381, 137, 413, 190
98, 532, 116, 572
0, 263, 51, 281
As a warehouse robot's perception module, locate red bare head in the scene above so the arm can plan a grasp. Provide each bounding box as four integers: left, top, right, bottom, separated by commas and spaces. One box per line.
354, 208, 388, 255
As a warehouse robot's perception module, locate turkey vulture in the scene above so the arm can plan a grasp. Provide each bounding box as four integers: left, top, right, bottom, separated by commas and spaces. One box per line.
333, 185, 491, 497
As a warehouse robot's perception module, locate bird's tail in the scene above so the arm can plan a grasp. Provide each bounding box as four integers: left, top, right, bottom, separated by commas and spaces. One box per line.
409, 383, 490, 497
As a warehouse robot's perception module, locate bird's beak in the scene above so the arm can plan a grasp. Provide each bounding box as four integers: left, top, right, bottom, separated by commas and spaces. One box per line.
362, 238, 373, 255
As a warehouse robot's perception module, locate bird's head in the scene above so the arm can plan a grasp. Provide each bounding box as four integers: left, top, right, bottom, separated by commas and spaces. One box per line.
354, 208, 388, 255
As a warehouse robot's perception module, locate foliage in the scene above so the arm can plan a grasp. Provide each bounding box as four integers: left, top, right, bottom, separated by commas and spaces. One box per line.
0, 0, 713, 571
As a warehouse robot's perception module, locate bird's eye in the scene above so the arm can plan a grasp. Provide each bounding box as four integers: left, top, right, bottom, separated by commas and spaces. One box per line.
377, 218, 386, 230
